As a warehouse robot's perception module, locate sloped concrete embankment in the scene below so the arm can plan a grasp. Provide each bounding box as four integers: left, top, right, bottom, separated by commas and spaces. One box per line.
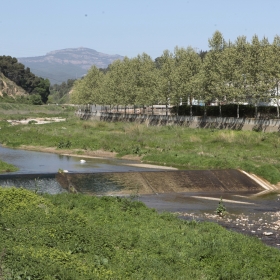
1, 169, 275, 195
58, 169, 267, 196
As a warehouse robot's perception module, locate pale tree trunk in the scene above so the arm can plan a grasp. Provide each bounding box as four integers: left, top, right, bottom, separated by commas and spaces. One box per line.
190, 95, 193, 117
255, 103, 258, 118
237, 103, 240, 119
276, 84, 280, 118
219, 101, 222, 117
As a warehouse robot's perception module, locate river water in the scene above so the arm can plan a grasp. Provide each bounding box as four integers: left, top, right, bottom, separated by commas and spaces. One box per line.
0, 145, 165, 174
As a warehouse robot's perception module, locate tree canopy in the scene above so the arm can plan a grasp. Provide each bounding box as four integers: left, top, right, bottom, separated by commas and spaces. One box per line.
0, 56, 50, 104
71, 31, 280, 117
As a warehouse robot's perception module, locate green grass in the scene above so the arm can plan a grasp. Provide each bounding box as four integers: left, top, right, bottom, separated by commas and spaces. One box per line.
0, 102, 75, 120
0, 159, 18, 173
1, 187, 280, 279
1, 114, 280, 183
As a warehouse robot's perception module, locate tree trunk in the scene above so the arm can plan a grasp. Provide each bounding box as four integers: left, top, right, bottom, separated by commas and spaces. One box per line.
190, 95, 193, 117
237, 103, 240, 119
255, 103, 258, 119
219, 102, 222, 117
277, 84, 280, 118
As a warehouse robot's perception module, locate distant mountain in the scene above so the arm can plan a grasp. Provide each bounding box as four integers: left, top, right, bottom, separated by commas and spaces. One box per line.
18, 47, 124, 84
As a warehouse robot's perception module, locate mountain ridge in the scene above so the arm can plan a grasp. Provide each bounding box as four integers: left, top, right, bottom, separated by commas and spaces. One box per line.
18, 47, 124, 84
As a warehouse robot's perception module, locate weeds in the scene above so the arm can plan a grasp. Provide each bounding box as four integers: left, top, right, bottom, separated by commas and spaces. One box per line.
1, 188, 280, 279
0, 160, 18, 173
216, 197, 227, 217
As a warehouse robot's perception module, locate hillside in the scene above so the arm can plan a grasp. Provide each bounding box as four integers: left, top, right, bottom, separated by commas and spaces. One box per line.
0, 72, 27, 98
18, 47, 124, 84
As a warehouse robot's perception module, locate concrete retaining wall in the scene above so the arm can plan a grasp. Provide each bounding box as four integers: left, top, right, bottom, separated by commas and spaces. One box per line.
75, 111, 280, 132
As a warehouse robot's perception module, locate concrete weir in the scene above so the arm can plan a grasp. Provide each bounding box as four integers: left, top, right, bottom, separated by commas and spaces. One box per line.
0, 169, 271, 195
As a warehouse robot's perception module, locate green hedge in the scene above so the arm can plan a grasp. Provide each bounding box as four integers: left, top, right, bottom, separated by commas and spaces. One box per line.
173, 104, 278, 118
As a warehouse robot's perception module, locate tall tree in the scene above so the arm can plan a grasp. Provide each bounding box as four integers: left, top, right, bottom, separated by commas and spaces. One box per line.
200, 31, 227, 116
132, 53, 160, 113
246, 35, 273, 117
158, 50, 176, 115
230, 36, 250, 118
71, 66, 104, 104
173, 46, 202, 116
269, 35, 280, 117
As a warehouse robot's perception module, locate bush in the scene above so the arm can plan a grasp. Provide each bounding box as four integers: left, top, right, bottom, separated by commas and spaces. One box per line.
30, 94, 43, 105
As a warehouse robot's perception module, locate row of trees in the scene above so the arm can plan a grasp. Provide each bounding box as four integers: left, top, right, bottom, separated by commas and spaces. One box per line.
71, 31, 280, 118
0, 56, 50, 103
49, 79, 75, 104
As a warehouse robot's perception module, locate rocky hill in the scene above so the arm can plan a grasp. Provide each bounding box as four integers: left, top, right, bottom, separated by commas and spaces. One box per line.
18, 47, 124, 84
0, 72, 27, 98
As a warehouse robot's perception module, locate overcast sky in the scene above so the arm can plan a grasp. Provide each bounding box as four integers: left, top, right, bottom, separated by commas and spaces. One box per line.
1, 0, 279, 59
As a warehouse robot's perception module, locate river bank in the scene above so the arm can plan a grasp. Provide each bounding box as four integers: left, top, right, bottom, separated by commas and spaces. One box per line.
139, 191, 280, 250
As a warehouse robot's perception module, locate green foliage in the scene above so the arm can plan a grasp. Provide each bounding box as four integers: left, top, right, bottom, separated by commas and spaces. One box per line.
68, 32, 280, 120
216, 197, 227, 217
0, 159, 18, 173
30, 94, 43, 105
57, 140, 72, 149
49, 79, 75, 104
0, 56, 50, 103
1, 188, 280, 279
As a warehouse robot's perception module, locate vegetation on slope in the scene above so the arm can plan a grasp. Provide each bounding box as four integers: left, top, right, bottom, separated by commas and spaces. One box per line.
49, 79, 75, 104
1, 187, 280, 279
0, 56, 50, 104
0, 160, 18, 173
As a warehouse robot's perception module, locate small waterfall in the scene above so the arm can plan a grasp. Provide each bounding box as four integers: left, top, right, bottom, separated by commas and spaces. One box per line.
0, 174, 67, 194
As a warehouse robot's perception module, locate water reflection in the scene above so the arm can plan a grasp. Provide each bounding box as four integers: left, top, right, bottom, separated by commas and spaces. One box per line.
0, 145, 161, 174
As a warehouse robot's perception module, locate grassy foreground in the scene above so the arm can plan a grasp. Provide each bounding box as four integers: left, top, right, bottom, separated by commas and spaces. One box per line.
0, 187, 280, 279
0, 103, 280, 183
